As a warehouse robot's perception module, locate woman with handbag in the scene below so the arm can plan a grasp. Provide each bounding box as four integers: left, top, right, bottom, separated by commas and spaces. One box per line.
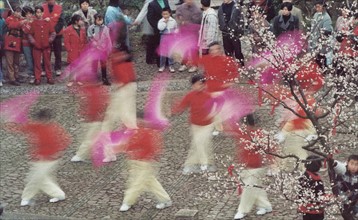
4, 6, 25, 86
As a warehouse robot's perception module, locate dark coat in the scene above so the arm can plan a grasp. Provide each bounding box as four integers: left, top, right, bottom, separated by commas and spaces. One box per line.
147, 0, 170, 33
272, 14, 299, 37
218, 2, 244, 38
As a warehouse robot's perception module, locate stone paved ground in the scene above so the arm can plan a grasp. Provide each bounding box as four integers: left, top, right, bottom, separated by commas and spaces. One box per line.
0, 33, 355, 220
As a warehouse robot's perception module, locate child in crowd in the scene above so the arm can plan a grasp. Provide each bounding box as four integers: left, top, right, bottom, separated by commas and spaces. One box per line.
297, 155, 326, 220
172, 74, 216, 174
28, 6, 56, 85
87, 13, 111, 85
7, 109, 71, 206
157, 7, 177, 73
119, 121, 172, 212
4, 6, 25, 86
21, 6, 35, 83
233, 114, 273, 219
64, 14, 87, 87
333, 154, 358, 219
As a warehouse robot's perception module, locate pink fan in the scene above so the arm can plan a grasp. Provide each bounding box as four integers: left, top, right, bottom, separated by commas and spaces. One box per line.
144, 72, 171, 130
157, 24, 200, 62
91, 129, 133, 168
217, 89, 255, 123
0, 91, 40, 124
276, 30, 305, 60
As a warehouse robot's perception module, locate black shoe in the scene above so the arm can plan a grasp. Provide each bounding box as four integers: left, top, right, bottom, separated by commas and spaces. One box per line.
16, 78, 26, 83
9, 81, 21, 86
102, 78, 111, 86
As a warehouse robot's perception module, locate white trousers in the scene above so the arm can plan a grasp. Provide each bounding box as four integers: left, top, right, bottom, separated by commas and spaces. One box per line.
185, 123, 214, 166
123, 160, 170, 205
22, 160, 65, 200
237, 168, 272, 213
101, 82, 137, 131
75, 121, 102, 159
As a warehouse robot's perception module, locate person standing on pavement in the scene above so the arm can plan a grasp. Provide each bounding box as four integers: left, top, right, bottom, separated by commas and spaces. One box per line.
175, 0, 202, 72
42, 0, 65, 77
63, 14, 87, 86
198, 0, 219, 56
147, 0, 171, 67
72, 0, 97, 30
157, 7, 177, 73
218, 0, 245, 66
4, 6, 25, 86
28, 6, 57, 85
21, 6, 35, 83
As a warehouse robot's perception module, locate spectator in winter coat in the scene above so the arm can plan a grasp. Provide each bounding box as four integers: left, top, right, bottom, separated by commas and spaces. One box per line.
279, 0, 304, 30
198, 0, 219, 56
218, 0, 245, 66
72, 0, 97, 29
272, 2, 299, 37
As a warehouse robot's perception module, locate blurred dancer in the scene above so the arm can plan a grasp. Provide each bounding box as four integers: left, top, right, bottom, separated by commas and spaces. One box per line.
119, 122, 172, 211
232, 115, 273, 219
172, 75, 216, 174
71, 84, 109, 162
101, 51, 137, 162
7, 109, 71, 206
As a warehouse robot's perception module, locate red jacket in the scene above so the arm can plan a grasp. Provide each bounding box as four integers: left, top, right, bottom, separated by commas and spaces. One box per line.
196, 55, 239, 92
296, 61, 324, 92
42, 2, 63, 35
28, 18, 56, 49
339, 26, 358, 57
111, 58, 136, 85
172, 90, 214, 126
125, 127, 162, 161
18, 122, 71, 161
63, 25, 87, 63
77, 84, 109, 122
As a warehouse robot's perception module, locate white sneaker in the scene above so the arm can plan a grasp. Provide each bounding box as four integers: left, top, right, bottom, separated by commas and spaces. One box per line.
178, 65, 187, 72
200, 165, 208, 171
102, 155, 117, 163
49, 196, 65, 203
234, 212, 246, 219
188, 66, 197, 73
55, 70, 62, 76
156, 200, 172, 209
158, 67, 165, 72
182, 166, 194, 175
0, 82, 3, 87
256, 207, 272, 215
120, 203, 131, 212
169, 66, 175, 73
71, 155, 84, 162
212, 130, 220, 136
41, 71, 46, 76
20, 199, 31, 206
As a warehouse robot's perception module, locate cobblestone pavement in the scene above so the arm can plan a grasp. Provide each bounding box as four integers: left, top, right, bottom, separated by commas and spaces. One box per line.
0, 35, 354, 220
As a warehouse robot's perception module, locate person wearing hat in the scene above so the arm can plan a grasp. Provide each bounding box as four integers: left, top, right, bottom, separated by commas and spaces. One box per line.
308, 0, 333, 67
172, 74, 217, 174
